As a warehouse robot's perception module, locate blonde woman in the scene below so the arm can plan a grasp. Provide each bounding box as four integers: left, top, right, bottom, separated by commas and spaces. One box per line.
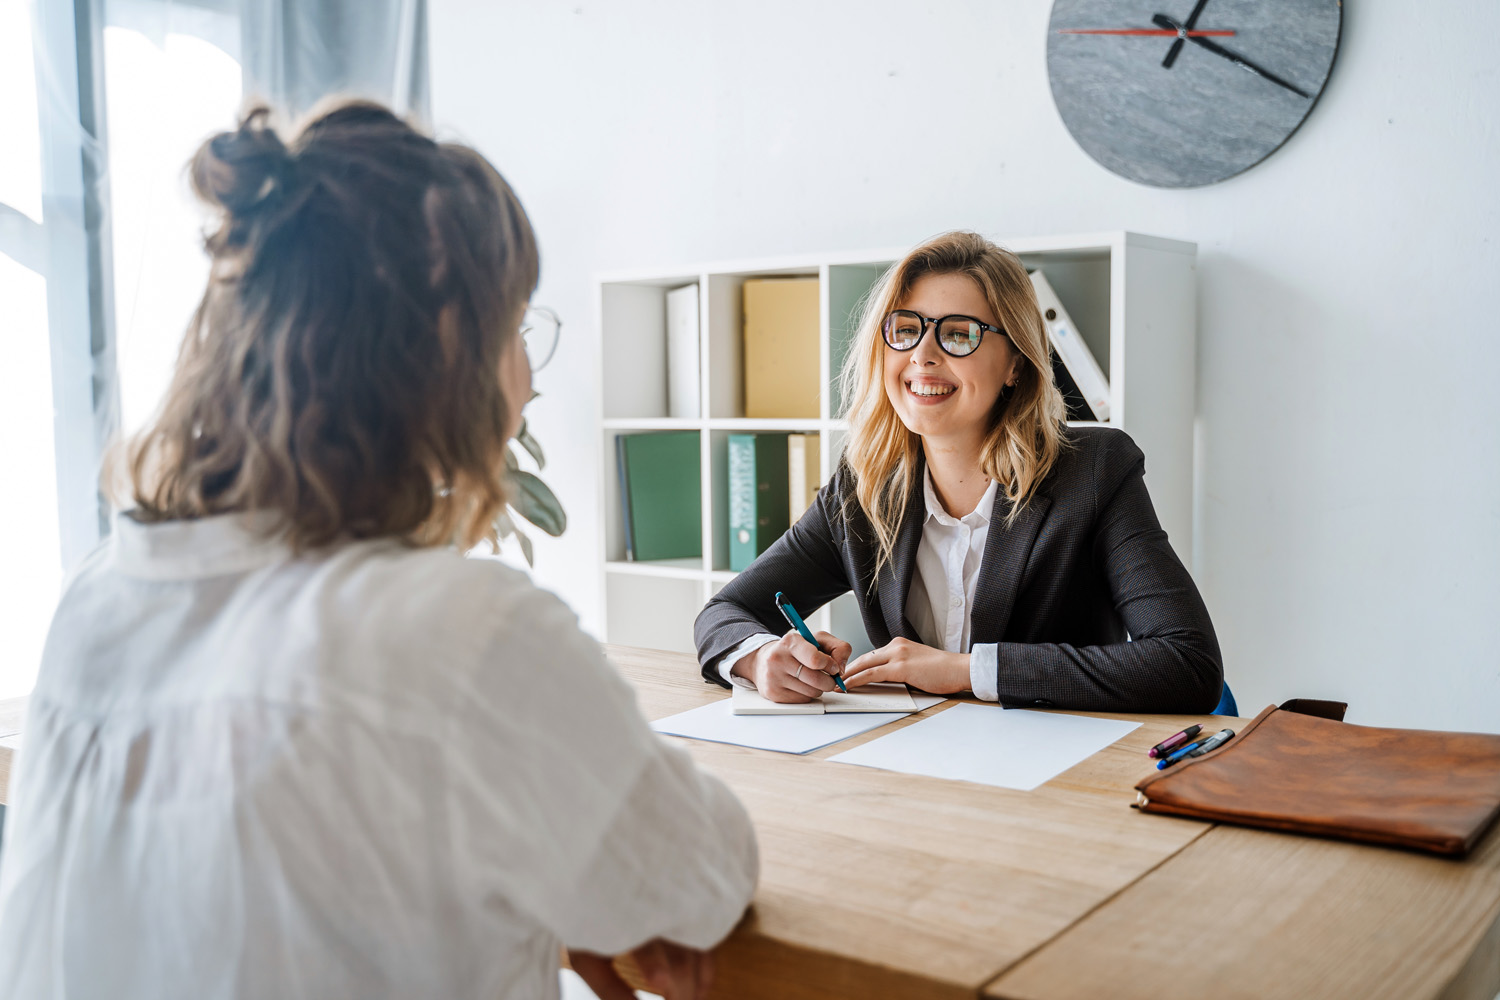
695, 231, 1222, 712
0, 103, 754, 1000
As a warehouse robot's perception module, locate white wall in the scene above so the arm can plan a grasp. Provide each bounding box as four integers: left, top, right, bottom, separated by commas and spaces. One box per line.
430, 1, 1500, 733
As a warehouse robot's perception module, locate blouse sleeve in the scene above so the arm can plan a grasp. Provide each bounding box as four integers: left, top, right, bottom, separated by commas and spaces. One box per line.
446, 578, 757, 954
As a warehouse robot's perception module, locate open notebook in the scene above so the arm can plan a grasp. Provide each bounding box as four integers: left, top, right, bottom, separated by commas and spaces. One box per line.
732, 681, 919, 716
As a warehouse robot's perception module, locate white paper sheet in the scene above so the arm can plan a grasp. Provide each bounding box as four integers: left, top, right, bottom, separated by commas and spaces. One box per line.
652, 692, 947, 755
828, 703, 1141, 790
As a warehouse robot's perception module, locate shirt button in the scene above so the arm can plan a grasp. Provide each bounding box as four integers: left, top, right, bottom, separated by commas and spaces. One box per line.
950, 596, 963, 608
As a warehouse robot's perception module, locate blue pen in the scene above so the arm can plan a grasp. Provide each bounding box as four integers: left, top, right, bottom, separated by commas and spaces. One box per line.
1156, 739, 1206, 769
774, 591, 847, 692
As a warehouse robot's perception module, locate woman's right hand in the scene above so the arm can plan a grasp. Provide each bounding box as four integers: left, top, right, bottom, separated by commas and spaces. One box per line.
731, 630, 852, 703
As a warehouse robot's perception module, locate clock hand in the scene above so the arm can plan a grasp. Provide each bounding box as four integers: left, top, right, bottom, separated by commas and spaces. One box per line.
1163, 0, 1211, 69
1152, 14, 1312, 97
1056, 28, 1232, 36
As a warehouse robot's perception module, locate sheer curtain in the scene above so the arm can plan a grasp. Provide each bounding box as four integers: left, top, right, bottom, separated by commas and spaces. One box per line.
0, 0, 429, 700
242, 0, 429, 122
109, 0, 431, 444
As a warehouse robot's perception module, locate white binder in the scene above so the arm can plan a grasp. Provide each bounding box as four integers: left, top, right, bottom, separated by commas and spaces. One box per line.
666, 283, 701, 418
1030, 270, 1110, 422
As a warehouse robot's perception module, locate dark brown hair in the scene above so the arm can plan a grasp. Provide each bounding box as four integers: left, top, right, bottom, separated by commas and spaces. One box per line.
117, 100, 538, 550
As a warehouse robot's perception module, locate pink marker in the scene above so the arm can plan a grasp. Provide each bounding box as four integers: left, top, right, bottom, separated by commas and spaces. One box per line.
1147, 724, 1202, 759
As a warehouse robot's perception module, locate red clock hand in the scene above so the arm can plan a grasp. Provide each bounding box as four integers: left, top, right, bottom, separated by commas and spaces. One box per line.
1056, 29, 1234, 36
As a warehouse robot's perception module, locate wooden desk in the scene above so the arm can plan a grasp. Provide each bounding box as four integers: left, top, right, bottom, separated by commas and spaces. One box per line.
605, 645, 1500, 1000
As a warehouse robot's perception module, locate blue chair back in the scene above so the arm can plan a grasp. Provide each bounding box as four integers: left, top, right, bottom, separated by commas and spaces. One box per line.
1213, 682, 1239, 717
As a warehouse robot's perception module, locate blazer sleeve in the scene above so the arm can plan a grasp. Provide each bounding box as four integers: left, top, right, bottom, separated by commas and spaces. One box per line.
992, 434, 1224, 713
693, 474, 854, 686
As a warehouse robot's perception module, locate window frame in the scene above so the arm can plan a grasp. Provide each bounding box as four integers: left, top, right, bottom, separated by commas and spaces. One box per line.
1, 0, 118, 573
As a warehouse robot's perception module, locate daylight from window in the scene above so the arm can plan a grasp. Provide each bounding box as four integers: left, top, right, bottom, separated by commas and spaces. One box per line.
105, 21, 241, 436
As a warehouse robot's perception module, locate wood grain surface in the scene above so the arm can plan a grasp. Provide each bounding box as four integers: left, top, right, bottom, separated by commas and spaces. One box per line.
986, 822, 1500, 1000
606, 644, 1236, 998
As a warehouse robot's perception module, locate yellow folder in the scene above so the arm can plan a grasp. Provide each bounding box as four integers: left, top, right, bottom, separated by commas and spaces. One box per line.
743, 277, 820, 419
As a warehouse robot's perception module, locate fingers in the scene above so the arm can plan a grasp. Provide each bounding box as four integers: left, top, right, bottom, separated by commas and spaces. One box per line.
634, 940, 704, 1000
815, 631, 854, 672
753, 631, 849, 702
773, 634, 836, 690
843, 647, 889, 684
845, 638, 912, 686
567, 951, 637, 1000
695, 948, 715, 1000
842, 661, 894, 688
784, 631, 839, 676
763, 662, 834, 702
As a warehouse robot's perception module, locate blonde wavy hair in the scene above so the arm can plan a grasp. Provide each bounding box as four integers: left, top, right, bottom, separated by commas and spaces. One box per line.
838, 231, 1069, 576
112, 100, 538, 551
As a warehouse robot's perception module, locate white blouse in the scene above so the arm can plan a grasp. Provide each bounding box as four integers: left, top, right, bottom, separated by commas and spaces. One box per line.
717, 470, 1000, 700
0, 513, 757, 1000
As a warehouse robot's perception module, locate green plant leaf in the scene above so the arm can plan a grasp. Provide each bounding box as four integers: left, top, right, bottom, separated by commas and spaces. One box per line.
514, 420, 545, 470
510, 470, 566, 537
493, 509, 536, 566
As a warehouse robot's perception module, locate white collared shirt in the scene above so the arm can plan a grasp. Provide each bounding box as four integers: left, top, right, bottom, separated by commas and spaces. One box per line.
0, 513, 757, 1000
717, 470, 1001, 701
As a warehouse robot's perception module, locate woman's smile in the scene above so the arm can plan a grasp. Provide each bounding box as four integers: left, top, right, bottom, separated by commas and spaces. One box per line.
905, 375, 958, 402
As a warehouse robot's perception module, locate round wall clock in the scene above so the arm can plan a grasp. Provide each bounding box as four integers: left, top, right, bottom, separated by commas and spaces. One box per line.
1047, 0, 1342, 187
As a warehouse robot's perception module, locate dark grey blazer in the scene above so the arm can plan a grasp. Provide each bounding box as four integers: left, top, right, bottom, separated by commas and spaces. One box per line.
693, 426, 1223, 713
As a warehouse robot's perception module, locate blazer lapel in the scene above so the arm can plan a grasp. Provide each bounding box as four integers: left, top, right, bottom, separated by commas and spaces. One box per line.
968, 490, 1052, 645
876, 468, 927, 642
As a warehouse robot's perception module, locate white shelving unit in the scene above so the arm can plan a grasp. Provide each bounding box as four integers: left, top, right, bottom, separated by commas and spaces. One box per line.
595, 232, 1197, 655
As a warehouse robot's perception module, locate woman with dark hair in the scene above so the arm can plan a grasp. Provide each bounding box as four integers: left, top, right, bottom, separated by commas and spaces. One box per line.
0, 102, 753, 1000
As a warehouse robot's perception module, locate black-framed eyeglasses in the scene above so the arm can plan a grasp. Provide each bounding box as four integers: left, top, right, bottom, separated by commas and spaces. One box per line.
881, 310, 1004, 358
521, 306, 561, 372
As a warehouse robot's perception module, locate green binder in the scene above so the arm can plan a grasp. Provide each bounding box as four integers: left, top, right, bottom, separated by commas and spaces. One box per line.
618, 432, 701, 561
728, 434, 790, 571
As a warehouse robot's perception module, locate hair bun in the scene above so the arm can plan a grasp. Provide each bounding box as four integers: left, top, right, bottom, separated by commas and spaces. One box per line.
190, 105, 294, 217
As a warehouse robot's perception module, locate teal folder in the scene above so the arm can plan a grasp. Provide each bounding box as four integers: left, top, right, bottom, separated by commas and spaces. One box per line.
728, 434, 790, 571
618, 432, 701, 561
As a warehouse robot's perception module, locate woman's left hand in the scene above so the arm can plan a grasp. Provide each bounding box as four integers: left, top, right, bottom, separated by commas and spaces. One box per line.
842, 638, 971, 695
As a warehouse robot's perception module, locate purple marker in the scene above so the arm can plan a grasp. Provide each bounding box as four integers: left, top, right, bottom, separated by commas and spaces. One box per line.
1147, 724, 1202, 759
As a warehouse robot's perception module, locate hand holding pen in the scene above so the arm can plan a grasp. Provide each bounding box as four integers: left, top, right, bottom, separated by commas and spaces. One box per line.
725, 593, 851, 704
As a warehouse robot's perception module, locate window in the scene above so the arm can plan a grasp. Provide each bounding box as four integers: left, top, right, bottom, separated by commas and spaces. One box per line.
0, 0, 61, 698
0, 0, 241, 698
105, 1, 241, 435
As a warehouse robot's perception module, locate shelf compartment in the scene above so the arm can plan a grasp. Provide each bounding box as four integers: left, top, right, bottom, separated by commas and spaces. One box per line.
600, 276, 704, 421
603, 427, 704, 564
1017, 247, 1113, 385
704, 268, 820, 420
605, 573, 704, 654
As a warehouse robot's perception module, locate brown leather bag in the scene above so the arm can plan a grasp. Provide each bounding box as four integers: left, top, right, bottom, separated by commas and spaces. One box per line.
1135, 701, 1500, 856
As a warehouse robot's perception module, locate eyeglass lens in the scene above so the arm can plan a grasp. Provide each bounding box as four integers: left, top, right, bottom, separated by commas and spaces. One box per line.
521, 307, 561, 372
883, 311, 984, 357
